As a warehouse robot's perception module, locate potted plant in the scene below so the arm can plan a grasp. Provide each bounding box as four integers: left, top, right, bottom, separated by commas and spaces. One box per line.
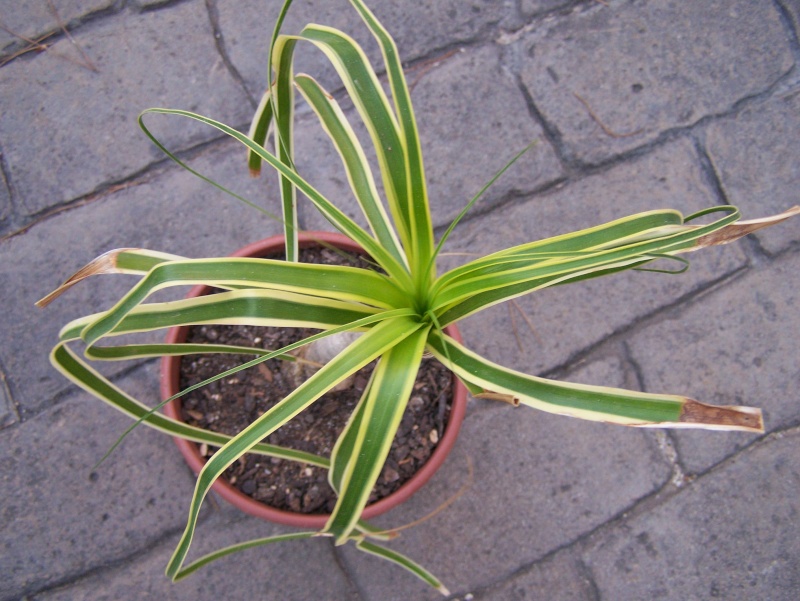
37, 0, 798, 594
159, 230, 469, 529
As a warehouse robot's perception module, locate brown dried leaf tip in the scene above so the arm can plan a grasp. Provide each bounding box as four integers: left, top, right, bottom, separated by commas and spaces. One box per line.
35, 248, 136, 308
679, 399, 764, 433
690, 206, 800, 251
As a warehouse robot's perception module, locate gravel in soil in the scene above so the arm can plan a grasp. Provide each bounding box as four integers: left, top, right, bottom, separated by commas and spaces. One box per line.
177, 247, 453, 515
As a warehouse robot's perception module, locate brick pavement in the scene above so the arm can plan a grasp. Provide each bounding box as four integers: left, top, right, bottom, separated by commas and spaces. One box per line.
1, 1, 798, 599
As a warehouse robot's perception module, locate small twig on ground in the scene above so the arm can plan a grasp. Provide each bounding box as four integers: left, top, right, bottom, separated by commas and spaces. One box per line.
371, 455, 475, 536
0, 24, 56, 67
0, 1, 98, 72
510, 298, 542, 346
508, 302, 524, 352
407, 48, 461, 93
47, 0, 98, 72
573, 91, 643, 138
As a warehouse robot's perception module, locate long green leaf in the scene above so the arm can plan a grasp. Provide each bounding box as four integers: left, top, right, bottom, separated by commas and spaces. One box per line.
139, 109, 412, 290
76, 258, 404, 346
247, 88, 273, 176
325, 326, 430, 542
436, 256, 653, 326
50, 343, 329, 466
138, 114, 283, 224
427, 331, 763, 431
294, 74, 406, 266
84, 342, 296, 361
431, 207, 739, 313
67, 288, 380, 346
93, 308, 418, 463
289, 26, 411, 252
173, 532, 319, 581
165, 316, 424, 579
432, 209, 689, 296
328, 369, 373, 496
356, 540, 449, 596
271, 34, 299, 260
348, 0, 434, 284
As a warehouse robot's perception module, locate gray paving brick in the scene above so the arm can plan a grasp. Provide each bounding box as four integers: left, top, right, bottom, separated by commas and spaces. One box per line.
0, 363, 197, 598
372, 0, 512, 60
217, 0, 511, 99
412, 44, 562, 223
704, 92, 800, 255
582, 429, 800, 601
473, 549, 594, 601
0, 139, 284, 417
0, 1, 251, 216
516, 0, 794, 165
341, 356, 669, 598
443, 137, 745, 377
0, 0, 118, 55
627, 251, 800, 475
34, 512, 359, 601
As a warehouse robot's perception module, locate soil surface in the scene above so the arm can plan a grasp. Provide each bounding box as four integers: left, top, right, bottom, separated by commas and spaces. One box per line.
178, 247, 453, 514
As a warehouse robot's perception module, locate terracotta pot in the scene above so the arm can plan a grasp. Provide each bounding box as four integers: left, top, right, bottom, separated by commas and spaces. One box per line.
161, 232, 468, 528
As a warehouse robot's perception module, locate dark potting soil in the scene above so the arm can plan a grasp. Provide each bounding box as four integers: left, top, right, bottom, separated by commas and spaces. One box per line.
178, 246, 453, 514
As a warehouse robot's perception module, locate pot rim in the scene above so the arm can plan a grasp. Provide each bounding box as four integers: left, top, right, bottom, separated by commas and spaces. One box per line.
161, 231, 468, 528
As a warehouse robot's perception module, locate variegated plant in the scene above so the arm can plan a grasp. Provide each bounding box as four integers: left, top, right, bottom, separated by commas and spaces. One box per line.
38, 0, 798, 594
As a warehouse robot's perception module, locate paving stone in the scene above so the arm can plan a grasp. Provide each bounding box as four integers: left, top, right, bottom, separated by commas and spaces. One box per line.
0, 1, 251, 216
411, 44, 562, 223
627, 251, 800, 475
217, 0, 511, 99
473, 548, 594, 601
372, 0, 512, 61
0, 139, 284, 417
582, 429, 800, 601
0, 363, 197, 598
442, 137, 745, 377
340, 356, 670, 597
704, 92, 800, 255
34, 512, 359, 601
516, 0, 794, 165
0, 0, 118, 55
